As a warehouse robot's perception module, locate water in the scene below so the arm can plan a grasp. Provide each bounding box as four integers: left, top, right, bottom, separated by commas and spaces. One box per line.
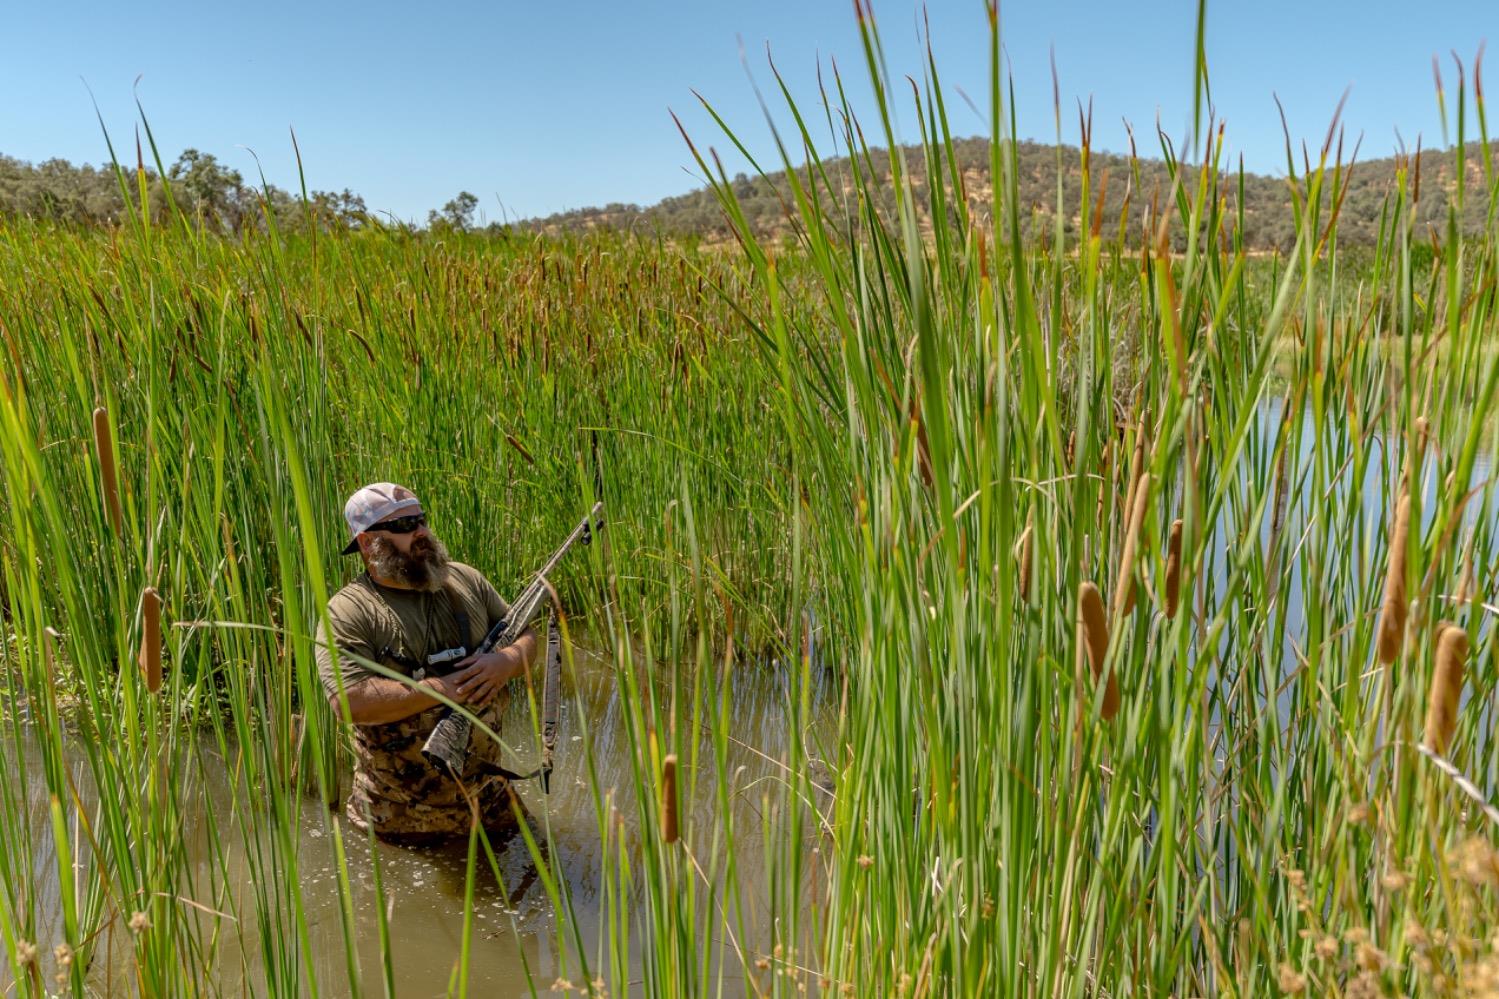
1206, 397, 1494, 685
6, 643, 838, 994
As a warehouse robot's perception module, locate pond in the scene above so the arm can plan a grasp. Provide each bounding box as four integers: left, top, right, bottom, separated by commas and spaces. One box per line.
6, 643, 839, 995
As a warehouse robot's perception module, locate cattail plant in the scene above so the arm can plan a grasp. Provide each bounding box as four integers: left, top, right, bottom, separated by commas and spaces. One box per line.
1423, 622, 1468, 755
1113, 474, 1152, 620
1016, 521, 1034, 604
1376, 494, 1412, 664
138, 587, 162, 694
1078, 582, 1119, 720
661, 753, 679, 845
1163, 518, 1184, 618
1124, 418, 1148, 518
92, 405, 122, 534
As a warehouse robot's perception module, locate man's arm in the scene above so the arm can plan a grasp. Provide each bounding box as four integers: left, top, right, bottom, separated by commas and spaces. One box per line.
328, 628, 540, 725
329, 673, 454, 726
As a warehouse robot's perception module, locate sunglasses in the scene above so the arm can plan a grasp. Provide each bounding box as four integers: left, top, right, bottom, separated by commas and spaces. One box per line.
367, 512, 428, 535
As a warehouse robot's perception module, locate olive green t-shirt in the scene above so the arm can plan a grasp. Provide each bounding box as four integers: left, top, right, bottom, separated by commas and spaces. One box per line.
315, 562, 510, 699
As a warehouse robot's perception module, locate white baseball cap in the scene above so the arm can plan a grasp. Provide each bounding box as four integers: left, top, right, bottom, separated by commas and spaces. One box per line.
341, 482, 423, 554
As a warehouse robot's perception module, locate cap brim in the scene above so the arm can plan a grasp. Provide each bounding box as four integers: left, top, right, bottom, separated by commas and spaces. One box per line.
341, 537, 361, 555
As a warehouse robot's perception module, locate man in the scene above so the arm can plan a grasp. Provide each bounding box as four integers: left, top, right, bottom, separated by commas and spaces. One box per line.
315, 482, 540, 845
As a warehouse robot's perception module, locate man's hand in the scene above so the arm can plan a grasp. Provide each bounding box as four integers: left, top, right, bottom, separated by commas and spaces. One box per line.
452, 633, 535, 708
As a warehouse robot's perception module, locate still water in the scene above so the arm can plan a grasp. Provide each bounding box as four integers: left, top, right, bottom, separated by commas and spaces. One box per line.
10, 643, 837, 995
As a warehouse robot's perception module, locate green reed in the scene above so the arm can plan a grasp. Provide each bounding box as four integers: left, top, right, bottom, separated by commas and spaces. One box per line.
637, 1, 1499, 995
0, 206, 793, 993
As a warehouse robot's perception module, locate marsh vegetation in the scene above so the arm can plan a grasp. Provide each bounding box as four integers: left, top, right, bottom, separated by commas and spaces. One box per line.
4, 3, 1499, 996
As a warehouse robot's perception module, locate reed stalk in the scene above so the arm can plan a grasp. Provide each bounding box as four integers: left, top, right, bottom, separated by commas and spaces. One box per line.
1113, 473, 1152, 621
137, 587, 162, 694
1078, 581, 1119, 721
1016, 521, 1034, 604
660, 754, 679, 846
1163, 518, 1183, 619
91, 406, 122, 534
1377, 494, 1412, 664
1423, 622, 1468, 755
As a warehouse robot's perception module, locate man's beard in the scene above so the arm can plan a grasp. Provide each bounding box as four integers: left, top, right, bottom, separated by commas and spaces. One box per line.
367, 534, 451, 592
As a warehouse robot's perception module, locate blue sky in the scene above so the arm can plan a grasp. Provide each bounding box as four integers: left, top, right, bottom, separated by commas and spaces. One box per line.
2, 2, 1493, 224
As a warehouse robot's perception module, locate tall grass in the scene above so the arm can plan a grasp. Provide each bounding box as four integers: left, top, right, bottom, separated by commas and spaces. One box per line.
636, 2, 1499, 995
0, 217, 797, 993
3, 1, 1499, 996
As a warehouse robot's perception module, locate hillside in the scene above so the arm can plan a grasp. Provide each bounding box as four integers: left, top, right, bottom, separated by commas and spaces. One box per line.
524, 137, 1499, 252
3, 138, 1493, 251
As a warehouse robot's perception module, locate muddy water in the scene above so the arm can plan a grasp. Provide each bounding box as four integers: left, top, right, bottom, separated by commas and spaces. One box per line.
10, 644, 837, 995
238, 649, 832, 994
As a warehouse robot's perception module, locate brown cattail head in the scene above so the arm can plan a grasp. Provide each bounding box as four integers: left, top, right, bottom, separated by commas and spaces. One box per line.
1125, 418, 1148, 511
1016, 522, 1034, 604
1164, 518, 1184, 618
1423, 622, 1469, 755
92, 407, 122, 534
1399, 417, 1431, 494
138, 587, 162, 694
1078, 582, 1119, 720
1376, 495, 1412, 664
1113, 473, 1152, 620
661, 753, 679, 845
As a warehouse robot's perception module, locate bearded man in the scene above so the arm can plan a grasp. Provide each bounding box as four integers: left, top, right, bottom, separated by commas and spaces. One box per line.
315, 482, 540, 845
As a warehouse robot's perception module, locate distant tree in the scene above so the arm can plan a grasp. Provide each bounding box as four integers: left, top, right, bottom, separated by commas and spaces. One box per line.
428, 190, 479, 231
167, 148, 253, 230
311, 188, 369, 229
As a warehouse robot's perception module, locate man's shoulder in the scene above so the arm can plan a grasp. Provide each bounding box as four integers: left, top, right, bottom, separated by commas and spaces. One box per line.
326, 576, 381, 624
445, 562, 496, 591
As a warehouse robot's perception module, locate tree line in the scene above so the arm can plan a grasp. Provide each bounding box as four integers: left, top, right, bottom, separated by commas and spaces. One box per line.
2, 138, 1494, 248
0, 148, 491, 233
0, 148, 372, 232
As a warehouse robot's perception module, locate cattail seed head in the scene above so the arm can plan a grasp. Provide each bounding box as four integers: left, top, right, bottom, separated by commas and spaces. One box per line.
138, 587, 162, 694
1078, 582, 1119, 720
1125, 419, 1148, 509
1112, 473, 1152, 620
661, 753, 679, 845
1423, 622, 1468, 755
92, 407, 122, 534
1164, 518, 1184, 618
1016, 522, 1034, 604
1377, 495, 1412, 664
